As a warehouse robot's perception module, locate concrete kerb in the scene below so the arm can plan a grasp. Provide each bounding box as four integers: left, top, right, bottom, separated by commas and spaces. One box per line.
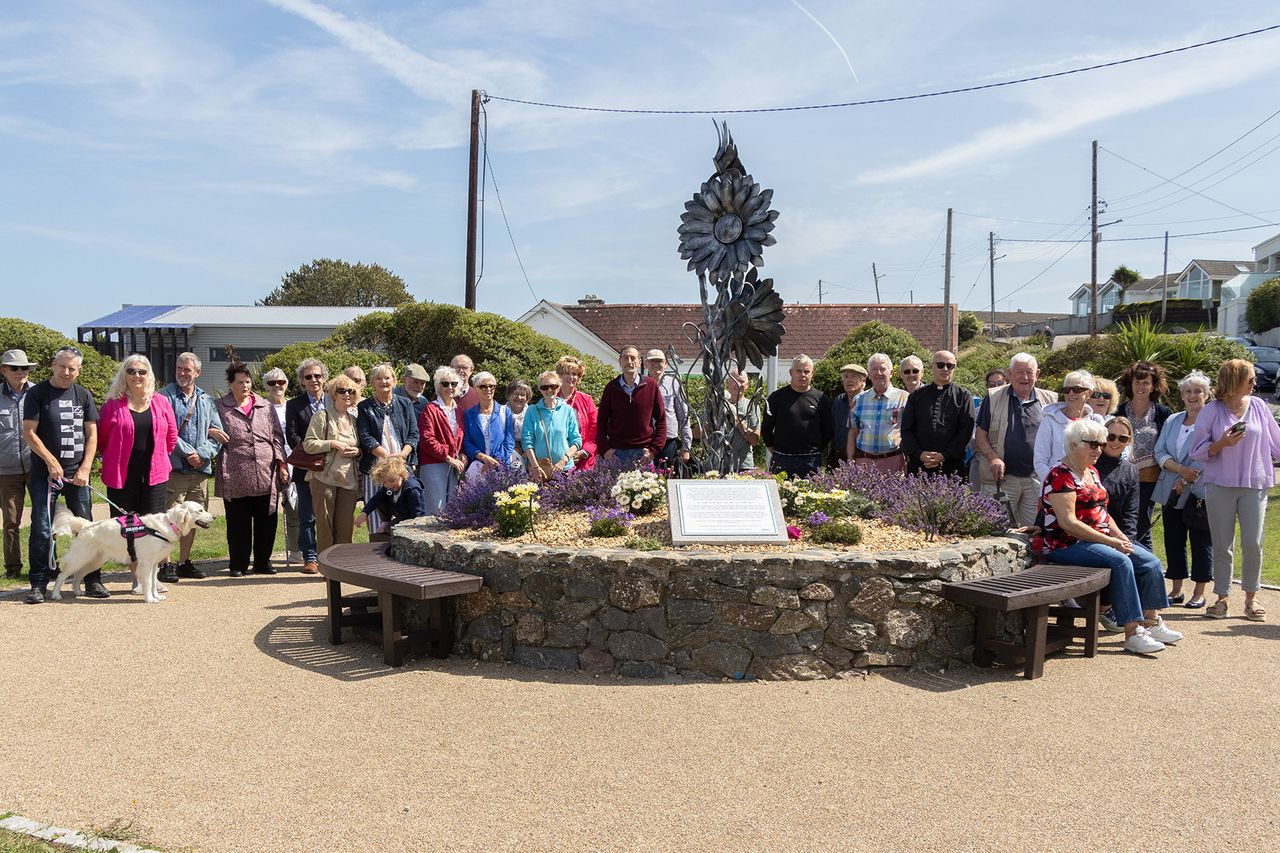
0, 813, 160, 853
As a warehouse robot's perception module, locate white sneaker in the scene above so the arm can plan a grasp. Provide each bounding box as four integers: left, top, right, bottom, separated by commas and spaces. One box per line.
131, 582, 143, 595
1123, 627, 1166, 654
1144, 616, 1183, 645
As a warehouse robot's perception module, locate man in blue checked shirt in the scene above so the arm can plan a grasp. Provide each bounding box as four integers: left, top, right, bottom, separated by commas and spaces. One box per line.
847, 353, 909, 475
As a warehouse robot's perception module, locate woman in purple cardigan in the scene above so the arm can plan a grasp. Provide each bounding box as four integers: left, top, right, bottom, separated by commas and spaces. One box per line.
1191, 359, 1280, 621
214, 362, 288, 577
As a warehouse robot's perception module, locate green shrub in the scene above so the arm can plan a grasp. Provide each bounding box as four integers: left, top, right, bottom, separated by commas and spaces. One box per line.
957, 312, 982, 343
0, 317, 118, 400
953, 338, 1048, 397
812, 321, 927, 396
258, 341, 389, 397
624, 535, 662, 551
1246, 277, 1280, 332
335, 302, 617, 400
809, 519, 864, 546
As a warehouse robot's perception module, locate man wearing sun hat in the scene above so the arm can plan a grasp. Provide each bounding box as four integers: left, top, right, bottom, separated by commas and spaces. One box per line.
0, 349, 36, 579
829, 362, 867, 468
395, 363, 431, 418
643, 348, 692, 470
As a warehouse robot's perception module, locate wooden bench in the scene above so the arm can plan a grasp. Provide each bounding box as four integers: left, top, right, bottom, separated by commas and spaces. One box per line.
317, 542, 483, 667
941, 565, 1111, 679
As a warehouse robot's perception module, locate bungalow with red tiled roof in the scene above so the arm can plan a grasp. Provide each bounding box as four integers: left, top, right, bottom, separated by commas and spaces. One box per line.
518, 296, 958, 372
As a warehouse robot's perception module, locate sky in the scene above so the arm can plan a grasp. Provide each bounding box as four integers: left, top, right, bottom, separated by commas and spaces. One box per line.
3, 0, 1279, 337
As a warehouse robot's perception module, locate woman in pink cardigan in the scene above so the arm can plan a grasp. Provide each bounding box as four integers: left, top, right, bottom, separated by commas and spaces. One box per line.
98, 354, 178, 517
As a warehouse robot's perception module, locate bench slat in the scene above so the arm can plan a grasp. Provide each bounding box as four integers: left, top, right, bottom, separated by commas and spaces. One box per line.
318, 543, 483, 600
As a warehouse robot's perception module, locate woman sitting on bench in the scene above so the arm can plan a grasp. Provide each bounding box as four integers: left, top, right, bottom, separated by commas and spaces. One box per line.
1036, 419, 1184, 655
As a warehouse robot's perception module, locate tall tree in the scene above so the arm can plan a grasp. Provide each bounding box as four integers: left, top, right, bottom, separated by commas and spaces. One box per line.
259, 259, 414, 307
1110, 264, 1142, 304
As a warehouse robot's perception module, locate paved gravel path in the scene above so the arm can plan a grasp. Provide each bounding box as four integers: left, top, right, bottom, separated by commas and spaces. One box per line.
2, 572, 1277, 852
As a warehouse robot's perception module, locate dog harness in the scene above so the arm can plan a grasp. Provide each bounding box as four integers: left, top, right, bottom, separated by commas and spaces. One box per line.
115, 514, 177, 563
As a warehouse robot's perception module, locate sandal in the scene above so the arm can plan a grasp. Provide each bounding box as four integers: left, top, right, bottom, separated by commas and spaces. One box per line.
1244, 603, 1267, 622
1185, 597, 1206, 609
1168, 593, 1185, 605
1204, 599, 1229, 619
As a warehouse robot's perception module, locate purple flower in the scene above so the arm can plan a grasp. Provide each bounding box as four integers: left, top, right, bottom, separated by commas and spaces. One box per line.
806, 511, 831, 527
541, 459, 634, 511
438, 465, 530, 529
587, 504, 635, 525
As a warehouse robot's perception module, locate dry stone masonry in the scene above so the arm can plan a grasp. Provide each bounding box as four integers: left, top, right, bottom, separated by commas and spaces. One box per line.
392, 518, 1033, 681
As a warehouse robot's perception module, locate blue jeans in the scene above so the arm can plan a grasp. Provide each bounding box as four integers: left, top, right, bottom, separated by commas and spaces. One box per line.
294, 477, 318, 563
419, 463, 459, 514
610, 448, 648, 466
1046, 541, 1168, 626
28, 473, 96, 591
769, 451, 822, 479
1162, 500, 1212, 583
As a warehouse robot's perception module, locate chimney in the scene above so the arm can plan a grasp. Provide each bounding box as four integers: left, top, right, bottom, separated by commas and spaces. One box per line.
577, 293, 605, 307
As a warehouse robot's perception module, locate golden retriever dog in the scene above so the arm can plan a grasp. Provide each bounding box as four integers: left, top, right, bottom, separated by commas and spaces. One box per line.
49, 501, 214, 604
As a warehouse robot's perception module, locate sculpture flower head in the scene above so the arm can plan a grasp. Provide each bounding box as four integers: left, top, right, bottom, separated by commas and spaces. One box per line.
678, 174, 778, 283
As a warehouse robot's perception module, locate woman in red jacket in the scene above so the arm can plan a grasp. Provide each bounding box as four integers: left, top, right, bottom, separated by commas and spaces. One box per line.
417, 366, 467, 513
556, 356, 597, 470
97, 354, 178, 588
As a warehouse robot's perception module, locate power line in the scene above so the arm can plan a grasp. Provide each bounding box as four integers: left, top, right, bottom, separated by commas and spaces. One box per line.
1109, 132, 1280, 220
1100, 145, 1273, 224
904, 222, 947, 299
487, 25, 1279, 115
999, 222, 1280, 243
480, 103, 538, 303
996, 235, 1090, 303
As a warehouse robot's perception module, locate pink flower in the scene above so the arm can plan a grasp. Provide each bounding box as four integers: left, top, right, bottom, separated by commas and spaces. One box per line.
786, 525, 803, 540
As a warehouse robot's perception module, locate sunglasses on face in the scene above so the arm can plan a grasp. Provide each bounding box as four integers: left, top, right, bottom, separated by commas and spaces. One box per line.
476, 384, 496, 390
266, 380, 287, 387
6, 365, 31, 372
125, 368, 149, 376
56, 346, 82, 357
1106, 433, 1131, 444
935, 362, 956, 370
1090, 391, 1112, 400
302, 374, 323, 381
1063, 386, 1091, 395
540, 384, 560, 391
902, 369, 921, 375
439, 381, 458, 387
335, 388, 357, 396
1083, 440, 1107, 450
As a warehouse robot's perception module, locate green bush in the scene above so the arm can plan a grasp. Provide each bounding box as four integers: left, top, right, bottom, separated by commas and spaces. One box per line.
812, 321, 927, 396
258, 341, 389, 397
1245, 277, 1280, 332
953, 338, 1048, 397
624, 535, 662, 551
0, 317, 118, 400
335, 302, 617, 400
957, 312, 981, 343
809, 519, 864, 546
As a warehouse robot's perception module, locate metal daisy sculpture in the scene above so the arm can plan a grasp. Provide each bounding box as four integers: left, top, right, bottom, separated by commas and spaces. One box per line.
674, 122, 785, 474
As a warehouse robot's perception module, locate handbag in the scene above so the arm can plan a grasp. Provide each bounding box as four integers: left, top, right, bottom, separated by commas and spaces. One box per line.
1181, 496, 1210, 531
285, 409, 330, 471
534, 405, 558, 479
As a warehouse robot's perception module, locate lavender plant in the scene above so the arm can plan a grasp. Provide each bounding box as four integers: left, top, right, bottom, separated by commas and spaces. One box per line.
587, 504, 635, 537
437, 464, 529, 529
540, 459, 633, 512
876, 473, 1006, 540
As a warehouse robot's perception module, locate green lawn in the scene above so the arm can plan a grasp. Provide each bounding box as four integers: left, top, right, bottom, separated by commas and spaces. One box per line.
1148, 485, 1280, 587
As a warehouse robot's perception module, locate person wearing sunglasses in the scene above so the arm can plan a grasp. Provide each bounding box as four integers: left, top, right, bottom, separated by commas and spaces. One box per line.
523, 370, 583, 482
97, 355, 179, 592
1153, 371, 1212, 608
558, 356, 599, 471
0, 349, 36, 580
284, 358, 330, 574
847, 353, 908, 476
975, 352, 1058, 528
462, 370, 515, 479
1086, 377, 1120, 418
417, 366, 468, 511
215, 362, 289, 577
1033, 370, 1106, 484
898, 355, 924, 394
357, 364, 419, 537
21, 346, 103, 603
900, 350, 973, 477
302, 375, 363, 555
1037, 418, 1180, 654
157, 352, 226, 581
261, 367, 301, 562
1117, 361, 1172, 551
1191, 359, 1280, 621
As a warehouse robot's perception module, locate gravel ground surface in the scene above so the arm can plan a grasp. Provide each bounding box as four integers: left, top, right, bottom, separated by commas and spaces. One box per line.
2, 570, 1277, 852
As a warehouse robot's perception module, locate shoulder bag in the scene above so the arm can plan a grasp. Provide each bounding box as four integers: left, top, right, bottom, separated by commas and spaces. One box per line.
534, 404, 557, 480
285, 408, 329, 471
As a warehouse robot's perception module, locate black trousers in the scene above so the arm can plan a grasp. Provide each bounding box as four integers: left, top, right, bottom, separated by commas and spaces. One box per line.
224, 494, 277, 572
106, 481, 167, 516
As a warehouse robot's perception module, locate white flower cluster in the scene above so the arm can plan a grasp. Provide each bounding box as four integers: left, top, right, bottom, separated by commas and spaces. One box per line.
610, 469, 666, 515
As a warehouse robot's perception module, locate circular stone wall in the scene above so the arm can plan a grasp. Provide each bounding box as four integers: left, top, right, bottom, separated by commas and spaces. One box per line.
391, 518, 1034, 681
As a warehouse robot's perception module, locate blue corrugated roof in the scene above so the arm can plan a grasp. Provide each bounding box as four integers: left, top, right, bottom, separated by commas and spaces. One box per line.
79, 305, 188, 328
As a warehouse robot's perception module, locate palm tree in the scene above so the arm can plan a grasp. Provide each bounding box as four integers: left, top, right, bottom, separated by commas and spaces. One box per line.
1110, 264, 1142, 305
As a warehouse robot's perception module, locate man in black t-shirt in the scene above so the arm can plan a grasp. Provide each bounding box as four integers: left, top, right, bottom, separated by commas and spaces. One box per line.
22, 347, 102, 603
762, 355, 833, 479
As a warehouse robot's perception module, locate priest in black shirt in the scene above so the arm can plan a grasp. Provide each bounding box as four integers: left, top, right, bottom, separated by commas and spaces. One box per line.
762, 355, 833, 479
900, 350, 974, 477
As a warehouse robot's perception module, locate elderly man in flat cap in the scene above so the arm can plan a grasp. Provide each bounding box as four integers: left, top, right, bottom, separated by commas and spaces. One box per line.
830, 362, 867, 468
0, 349, 36, 579
394, 363, 431, 418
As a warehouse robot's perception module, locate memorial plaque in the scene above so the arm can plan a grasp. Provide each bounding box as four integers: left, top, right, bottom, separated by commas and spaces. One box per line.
668, 480, 788, 545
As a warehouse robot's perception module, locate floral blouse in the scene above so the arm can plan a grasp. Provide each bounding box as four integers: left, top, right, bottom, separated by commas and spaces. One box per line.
1035, 462, 1111, 556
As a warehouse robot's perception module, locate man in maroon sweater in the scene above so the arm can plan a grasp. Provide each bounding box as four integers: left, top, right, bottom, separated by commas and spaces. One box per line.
597, 346, 667, 465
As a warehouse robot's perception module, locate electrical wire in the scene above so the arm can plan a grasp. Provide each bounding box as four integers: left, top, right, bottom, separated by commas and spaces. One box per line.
996, 234, 1090, 303
1109, 132, 1280, 220
999, 221, 1280, 243
479, 103, 538, 303
486, 25, 1279, 115
1101, 145, 1273, 223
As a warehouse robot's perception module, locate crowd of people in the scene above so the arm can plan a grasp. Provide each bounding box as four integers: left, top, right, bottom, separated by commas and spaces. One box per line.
3, 343, 1278, 656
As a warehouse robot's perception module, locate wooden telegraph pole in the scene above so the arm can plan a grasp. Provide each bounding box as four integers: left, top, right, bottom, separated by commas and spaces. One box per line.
942, 207, 953, 351
872, 263, 882, 303
988, 231, 996, 338
1160, 230, 1170, 325
464, 89, 482, 311
1089, 140, 1099, 337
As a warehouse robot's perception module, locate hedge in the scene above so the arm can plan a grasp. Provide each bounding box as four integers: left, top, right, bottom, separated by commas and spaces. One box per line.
0, 317, 119, 400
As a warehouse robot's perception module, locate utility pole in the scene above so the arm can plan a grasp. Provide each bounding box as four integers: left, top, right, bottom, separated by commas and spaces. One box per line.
989, 231, 996, 338
818, 279, 823, 304
1160, 230, 1170, 325
872, 263, 882, 304
464, 89, 482, 311
1089, 139, 1099, 337
942, 207, 953, 351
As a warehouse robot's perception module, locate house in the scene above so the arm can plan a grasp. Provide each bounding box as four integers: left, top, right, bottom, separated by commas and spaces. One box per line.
78, 304, 390, 391
1067, 273, 1178, 317
1218, 232, 1280, 340
519, 296, 958, 373
1175, 259, 1255, 302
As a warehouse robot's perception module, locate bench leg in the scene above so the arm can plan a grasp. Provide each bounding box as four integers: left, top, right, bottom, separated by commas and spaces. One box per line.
327, 579, 343, 645
1023, 604, 1049, 679
973, 607, 996, 667
429, 598, 455, 659
1081, 590, 1100, 658
380, 590, 404, 667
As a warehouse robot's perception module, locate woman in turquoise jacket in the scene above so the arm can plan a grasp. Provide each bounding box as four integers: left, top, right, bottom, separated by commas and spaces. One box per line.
521, 370, 582, 482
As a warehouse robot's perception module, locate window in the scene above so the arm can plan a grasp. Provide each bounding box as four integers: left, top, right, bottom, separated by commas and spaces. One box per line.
207, 347, 276, 363
1180, 267, 1209, 299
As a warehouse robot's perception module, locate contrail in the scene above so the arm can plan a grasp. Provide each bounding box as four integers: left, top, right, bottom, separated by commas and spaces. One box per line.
788, 0, 859, 83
